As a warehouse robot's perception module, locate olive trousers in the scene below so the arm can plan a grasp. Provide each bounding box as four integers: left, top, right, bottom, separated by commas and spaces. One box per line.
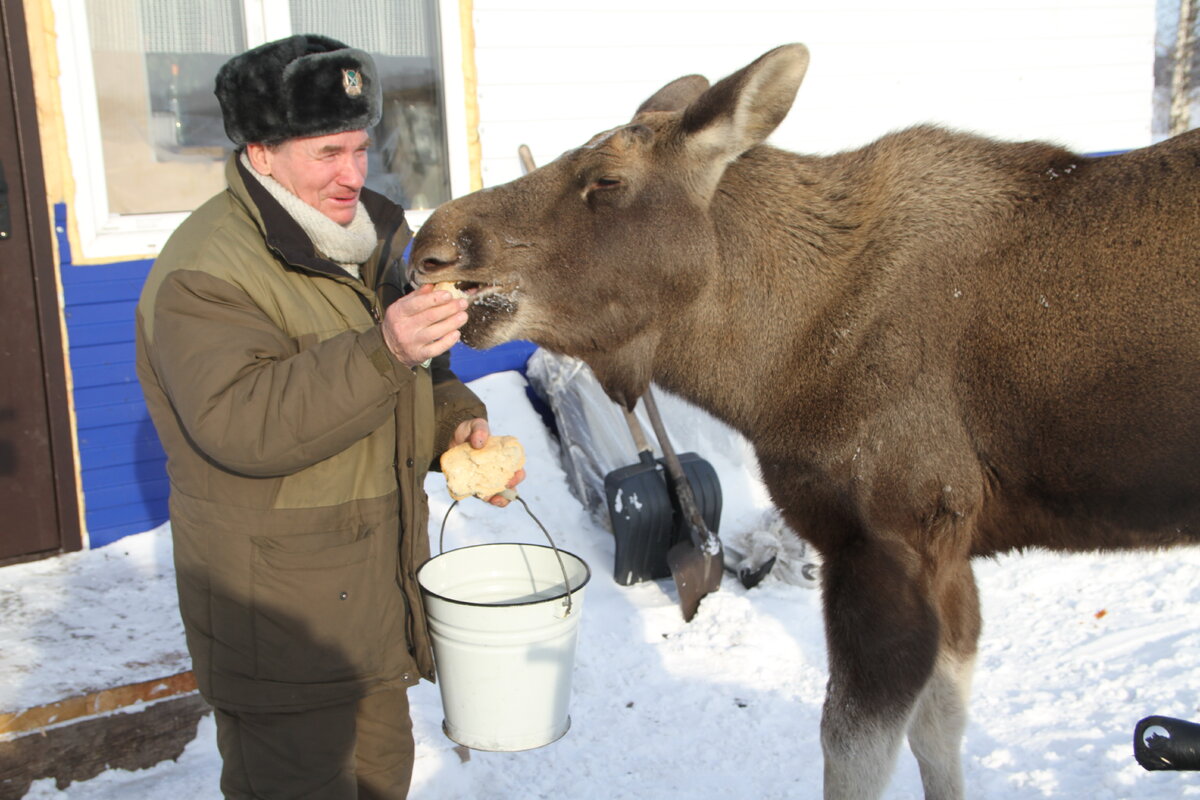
213, 685, 414, 799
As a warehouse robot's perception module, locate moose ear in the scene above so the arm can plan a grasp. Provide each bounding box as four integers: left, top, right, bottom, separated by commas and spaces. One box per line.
678, 44, 809, 187
635, 74, 711, 116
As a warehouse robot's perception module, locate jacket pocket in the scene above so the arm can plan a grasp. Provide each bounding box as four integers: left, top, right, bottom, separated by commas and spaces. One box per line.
250, 529, 384, 684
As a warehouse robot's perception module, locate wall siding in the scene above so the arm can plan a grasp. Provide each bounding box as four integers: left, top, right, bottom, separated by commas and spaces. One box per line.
56, 205, 163, 547
468, 0, 1156, 188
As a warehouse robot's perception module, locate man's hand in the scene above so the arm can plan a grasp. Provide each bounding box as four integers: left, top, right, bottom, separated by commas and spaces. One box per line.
382, 285, 468, 368
453, 418, 526, 507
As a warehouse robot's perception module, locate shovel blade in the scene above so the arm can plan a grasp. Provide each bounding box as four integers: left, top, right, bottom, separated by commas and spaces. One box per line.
604, 457, 675, 585
667, 537, 724, 622
604, 452, 722, 587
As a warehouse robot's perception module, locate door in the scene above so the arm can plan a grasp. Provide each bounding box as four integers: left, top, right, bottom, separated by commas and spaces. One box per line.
0, 1, 82, 563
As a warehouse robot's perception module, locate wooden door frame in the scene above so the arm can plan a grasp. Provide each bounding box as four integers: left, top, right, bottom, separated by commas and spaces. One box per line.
0, 0, 82, 563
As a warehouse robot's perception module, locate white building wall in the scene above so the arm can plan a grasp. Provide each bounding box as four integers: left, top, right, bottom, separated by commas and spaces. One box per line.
465, 0, 1157, 189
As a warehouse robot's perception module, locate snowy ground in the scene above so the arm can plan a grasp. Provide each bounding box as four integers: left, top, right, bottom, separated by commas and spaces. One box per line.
4, 369, 1200, 799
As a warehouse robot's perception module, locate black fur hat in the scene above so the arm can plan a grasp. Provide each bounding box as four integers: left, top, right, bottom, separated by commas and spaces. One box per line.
214, 34, 381, 145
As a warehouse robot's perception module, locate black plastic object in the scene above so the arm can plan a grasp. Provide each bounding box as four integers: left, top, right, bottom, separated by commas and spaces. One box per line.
604, 450, 722, 586
1134, 715, 1200, 771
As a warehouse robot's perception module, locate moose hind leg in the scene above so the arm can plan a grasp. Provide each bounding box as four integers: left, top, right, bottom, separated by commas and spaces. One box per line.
820, 540, 941, 800
907, 563, 980, 800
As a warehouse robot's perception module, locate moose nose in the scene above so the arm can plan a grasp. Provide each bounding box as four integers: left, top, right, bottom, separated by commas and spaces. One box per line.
413, 242, 460, 277
406, 240, 460, 286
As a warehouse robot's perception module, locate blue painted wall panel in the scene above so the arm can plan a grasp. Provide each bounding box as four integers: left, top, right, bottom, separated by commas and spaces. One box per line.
55, 202, 162, 548
80, 437, 166, 471
72, 363, 139, 391
87, 506, 169, 548
84, 477, 169, 512
65, 321, 137, 347
68, 344, 137, 374
65, 299, 138, 327
74, 382, 152, 412
82, 457, 171, 491
75, 399, 159, 431
64, 277, 147, 305
75, 422, 160, 449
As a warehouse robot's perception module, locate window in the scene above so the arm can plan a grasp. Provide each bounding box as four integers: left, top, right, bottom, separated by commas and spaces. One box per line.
60, 0, 458, 260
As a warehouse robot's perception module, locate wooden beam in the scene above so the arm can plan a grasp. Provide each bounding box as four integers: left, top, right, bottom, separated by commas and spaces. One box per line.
0, 691, 210, 799
0, 671, 197, 738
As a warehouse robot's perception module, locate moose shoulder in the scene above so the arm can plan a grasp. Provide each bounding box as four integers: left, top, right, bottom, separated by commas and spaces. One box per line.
411, 44, 1199, 800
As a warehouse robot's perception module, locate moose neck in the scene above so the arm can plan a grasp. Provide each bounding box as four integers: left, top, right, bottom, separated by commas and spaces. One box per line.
647, 127, 1052, 441
649, 143, 873, 437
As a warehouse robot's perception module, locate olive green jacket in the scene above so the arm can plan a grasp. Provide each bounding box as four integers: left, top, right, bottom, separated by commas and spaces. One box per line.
136, 155, 484, 712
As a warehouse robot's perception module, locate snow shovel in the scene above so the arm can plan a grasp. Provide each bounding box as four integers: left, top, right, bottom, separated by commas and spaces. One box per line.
641, 388, 724, 621
635, 389, 776, 590
604, 404, 722, 586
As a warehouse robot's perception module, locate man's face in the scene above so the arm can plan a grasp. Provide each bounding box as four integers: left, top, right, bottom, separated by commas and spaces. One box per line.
247, 129, 370, 226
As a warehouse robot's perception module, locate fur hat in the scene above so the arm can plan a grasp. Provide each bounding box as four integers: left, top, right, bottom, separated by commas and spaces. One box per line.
215, 34, 381, 146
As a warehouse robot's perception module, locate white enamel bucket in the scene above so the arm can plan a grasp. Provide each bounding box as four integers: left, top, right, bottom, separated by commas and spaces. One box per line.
417, 497, 591, 751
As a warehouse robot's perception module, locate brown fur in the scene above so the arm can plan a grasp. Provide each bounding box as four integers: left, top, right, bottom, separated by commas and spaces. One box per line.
411, 45, 1200, 799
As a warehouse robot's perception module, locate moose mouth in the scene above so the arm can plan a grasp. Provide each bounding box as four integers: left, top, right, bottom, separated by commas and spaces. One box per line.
424, 278, 517, 303
432, 279, 522, 349
445, 280, 494, 299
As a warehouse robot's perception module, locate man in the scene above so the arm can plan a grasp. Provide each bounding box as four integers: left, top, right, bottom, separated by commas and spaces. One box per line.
136, 34, 520, 798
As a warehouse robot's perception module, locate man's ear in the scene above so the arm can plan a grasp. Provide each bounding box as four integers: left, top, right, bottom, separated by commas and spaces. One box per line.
244, 142, 272, 176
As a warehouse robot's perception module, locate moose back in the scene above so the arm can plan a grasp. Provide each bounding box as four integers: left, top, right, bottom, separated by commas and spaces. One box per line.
410, 44, 1200, 800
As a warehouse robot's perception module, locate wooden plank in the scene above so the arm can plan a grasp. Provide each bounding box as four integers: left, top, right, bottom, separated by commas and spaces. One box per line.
73, 382, 149, 412
81, 477, 168, 512
70, 362, 138, 391
77, 437, 165, 470
65, 299, 138, 326
63, 320, 136, 348
86, 509, 168, 546
0, 688, 207, 800
60, 259, 153, 286
0, 672, 196, 736
64, 276, 147, 306
82, 456, 167, 490
76, 421, 159, 449
75, 401, 153, 429
68, 342, 137, 371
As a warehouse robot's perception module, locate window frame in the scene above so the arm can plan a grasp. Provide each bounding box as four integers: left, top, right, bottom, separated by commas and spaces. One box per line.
53, 0, 467, 262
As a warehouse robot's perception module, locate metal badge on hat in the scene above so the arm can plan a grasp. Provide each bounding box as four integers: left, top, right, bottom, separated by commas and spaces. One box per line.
342, 68, 362, 97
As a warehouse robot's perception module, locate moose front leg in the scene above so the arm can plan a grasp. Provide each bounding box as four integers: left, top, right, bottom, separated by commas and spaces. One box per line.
906, 556, 981, 800
818, 537, 944, 800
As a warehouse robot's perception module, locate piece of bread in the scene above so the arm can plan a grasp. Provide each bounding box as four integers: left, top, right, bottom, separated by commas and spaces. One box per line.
440, 435, 525, 500
434, 281, 467, 300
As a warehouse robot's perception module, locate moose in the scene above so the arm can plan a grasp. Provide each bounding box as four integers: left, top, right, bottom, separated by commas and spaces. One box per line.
410, 44, 1200, 800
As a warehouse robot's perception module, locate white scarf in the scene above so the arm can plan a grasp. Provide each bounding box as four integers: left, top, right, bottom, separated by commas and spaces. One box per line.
241, 151, 377, 279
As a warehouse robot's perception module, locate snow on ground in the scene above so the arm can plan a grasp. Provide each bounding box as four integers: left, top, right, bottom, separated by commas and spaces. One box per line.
5, 370, 1200, 799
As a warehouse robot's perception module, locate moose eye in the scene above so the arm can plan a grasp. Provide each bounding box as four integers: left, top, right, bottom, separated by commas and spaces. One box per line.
584, 176, 623, 205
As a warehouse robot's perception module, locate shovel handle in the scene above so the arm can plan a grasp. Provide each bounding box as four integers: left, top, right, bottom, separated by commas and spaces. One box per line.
640, 390, 721, 556
622, 407, 655, 455
518, 145, 537, 174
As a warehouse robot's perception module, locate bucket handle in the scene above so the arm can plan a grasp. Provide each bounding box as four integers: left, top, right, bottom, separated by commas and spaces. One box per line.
438, 493, 576, 616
